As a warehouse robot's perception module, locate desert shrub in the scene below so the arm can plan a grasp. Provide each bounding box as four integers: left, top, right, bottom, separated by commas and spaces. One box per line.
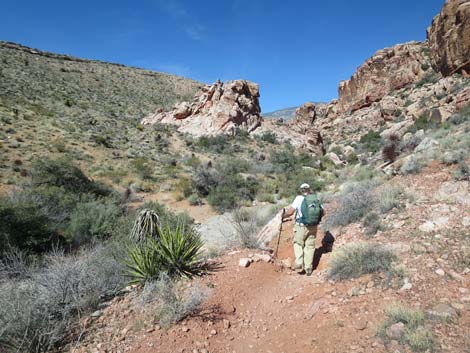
327, 242, 396, 280
363, 211, 381, 236
377, 303, 435, 353
270, 147, 317, 173
378, 185, 402, 213
382, 134, 400, 162
276, 168, 325, 199
359, 130, 382, 153
145, 274, 207, 328
131, 157, 154, 180
31, 157, 110, 196
0, 196, 57, 254
64, 200, 121, 246
415, 71, 439, 88
323, 181, 378, 229
196, 135, 230, 154
0, 247, 35, 281
453, 160, 470, 181
176, 177, 195, 198
441, 149, 466, 165
192, 166, 219, 196
400, 155, 426, 174
216, 157, 250, 175
0, 243, 126, 352
207, 175, 259, 212
447, 106, 469, 125
406, 115, 437, 134
257, 192, 276, 204
259, 131, 278, 144
188, 193, 202, 206
232, 207, 277, 248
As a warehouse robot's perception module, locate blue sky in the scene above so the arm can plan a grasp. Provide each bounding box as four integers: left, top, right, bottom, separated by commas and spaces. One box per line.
2, 0, 444, 112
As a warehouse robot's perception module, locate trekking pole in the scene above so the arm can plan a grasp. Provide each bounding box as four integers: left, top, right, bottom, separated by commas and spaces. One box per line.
274, 208, 285, 258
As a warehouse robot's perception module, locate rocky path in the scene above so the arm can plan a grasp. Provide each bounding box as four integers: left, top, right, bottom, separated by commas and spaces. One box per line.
74, 167, 470, 353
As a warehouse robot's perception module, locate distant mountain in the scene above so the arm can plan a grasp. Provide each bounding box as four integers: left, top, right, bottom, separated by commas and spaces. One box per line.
262, 107, 297, 120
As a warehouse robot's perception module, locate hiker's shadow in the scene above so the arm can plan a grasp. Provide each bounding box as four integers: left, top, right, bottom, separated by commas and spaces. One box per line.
312, 231, 335, 270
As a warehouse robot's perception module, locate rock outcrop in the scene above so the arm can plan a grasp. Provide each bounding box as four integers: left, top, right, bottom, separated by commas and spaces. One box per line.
288, 102, 324, 149
337, 41, 433, 113
427, 0, 470, 76
254, 102, 325, 155
142, 80, 262, 136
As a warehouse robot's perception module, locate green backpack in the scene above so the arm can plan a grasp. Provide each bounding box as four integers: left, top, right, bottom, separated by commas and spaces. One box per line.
299, 194, 323, 225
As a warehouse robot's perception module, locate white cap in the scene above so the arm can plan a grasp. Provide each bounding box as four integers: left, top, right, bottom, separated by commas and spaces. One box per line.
300, 183, 310, 189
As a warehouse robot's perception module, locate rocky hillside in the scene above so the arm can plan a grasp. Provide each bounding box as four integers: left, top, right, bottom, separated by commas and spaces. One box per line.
0, 41, 202, 186
263, 106, 297, 120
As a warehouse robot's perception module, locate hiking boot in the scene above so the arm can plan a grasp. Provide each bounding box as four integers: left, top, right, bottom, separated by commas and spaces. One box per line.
305, 268, 313, 276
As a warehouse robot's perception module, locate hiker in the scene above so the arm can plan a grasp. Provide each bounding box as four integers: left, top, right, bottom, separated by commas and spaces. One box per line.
283, 183, 324, 276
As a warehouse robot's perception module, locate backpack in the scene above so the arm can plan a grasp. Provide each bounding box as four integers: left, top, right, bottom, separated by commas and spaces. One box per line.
298, 194, 323, 225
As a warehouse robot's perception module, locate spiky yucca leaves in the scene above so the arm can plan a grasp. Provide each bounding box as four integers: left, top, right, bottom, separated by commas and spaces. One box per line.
125, 240, 161, 285
155, 225, 205, 279
125, 224, 206, 284
130, 209, 160, 243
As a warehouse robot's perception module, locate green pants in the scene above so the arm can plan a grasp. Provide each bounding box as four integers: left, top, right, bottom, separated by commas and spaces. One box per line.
293, 223, 317, 271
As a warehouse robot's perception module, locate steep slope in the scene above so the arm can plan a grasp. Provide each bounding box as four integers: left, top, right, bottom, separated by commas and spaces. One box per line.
0, 41, 202, 186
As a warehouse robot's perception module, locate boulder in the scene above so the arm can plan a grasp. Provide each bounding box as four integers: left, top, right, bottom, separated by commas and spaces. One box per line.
142, 80, 262, 136
386, 322, 405, 340
455, 87, 470, 110
239, 258, 252, 268
428, 304, 459, 321
427, 0, 470, 76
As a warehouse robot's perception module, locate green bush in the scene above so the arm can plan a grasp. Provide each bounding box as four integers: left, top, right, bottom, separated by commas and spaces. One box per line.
359, 130, 382, 153
207, 175, 259, 212
406, 115, 437, 134
378, 185, 402, 213
327, 242, 396, 280
192, 166, 219, 196
131, 157, 154, 180
259, 131, 278, 144
188, 193, 202, 206
196, 135, 230, 154
363, 211, 381, 236
65, 200, 121, 246
31, 157, 111, 196
0, 197, 57, 254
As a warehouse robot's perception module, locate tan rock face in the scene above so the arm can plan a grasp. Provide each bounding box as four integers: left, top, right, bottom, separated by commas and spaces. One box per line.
427, 0, 470, 76
141, 80, 262, 136
337, 41, 432, 113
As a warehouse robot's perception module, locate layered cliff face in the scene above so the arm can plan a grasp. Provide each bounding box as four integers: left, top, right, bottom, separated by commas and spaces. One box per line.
337, 41, 433, 113
427, 0, 470, 76
141, 80, 262, 136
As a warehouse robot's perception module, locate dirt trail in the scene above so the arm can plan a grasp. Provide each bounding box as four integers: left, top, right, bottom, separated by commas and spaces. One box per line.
128, 223, 388, 353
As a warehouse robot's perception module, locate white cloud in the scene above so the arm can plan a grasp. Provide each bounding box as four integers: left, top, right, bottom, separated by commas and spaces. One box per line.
153, 0, 206, 41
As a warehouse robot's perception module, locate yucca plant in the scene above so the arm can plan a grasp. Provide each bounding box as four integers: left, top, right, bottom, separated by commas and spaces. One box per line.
125, 240, 161, 285
130, 209, 160, 243
154, 225, 205, 279
125, 221, 206, 284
